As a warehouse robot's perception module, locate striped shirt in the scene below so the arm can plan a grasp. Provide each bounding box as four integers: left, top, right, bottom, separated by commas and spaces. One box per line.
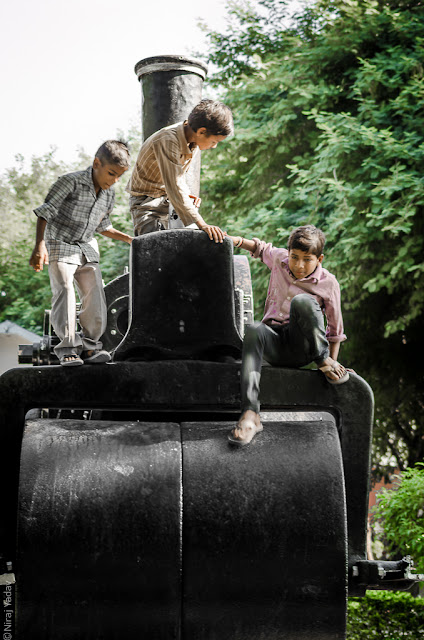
252, 238, 347, 343
126, 121, 202, 226
34, 166, 113, 264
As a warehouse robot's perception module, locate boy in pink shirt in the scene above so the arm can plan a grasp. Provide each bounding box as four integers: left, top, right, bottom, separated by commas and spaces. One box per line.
228, 225, 349, 446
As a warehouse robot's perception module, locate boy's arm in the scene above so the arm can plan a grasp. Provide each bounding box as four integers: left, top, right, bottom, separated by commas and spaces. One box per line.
100, 228, 133, 245
188, 212, 226, 244
325, 280, 347, 356
30, 173, 76, 272
29, 217, 49, 272
228, 235, 257, 253
155, 140, 226, 243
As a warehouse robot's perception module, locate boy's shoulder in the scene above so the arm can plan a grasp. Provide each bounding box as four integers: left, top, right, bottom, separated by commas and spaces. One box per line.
60, 166, 92, 182
147, 121, 182, 144
317, 265, 341, 292
53, 166, 92, 189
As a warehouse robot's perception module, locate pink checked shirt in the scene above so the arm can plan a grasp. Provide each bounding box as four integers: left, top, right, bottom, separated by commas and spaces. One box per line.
252, 238, 347, 343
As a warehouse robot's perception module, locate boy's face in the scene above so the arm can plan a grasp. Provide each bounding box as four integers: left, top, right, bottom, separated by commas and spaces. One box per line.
194, 127, 227, 151
288, 248, 323, 280
92, 158, 128, 192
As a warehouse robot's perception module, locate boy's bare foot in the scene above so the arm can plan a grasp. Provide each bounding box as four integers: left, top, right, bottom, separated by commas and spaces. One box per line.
317, 357, 349, 385
228, 410, 263, 446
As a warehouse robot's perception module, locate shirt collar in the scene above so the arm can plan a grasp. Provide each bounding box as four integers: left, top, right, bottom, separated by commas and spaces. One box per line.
80, 166, 96, 193
177, 121, 194, 157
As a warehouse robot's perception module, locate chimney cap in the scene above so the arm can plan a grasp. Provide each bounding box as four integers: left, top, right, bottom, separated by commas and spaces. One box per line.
135, 55, 208, 81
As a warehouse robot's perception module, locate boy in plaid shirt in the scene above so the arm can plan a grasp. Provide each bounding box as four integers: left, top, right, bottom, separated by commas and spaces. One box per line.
29, 140, 133, 366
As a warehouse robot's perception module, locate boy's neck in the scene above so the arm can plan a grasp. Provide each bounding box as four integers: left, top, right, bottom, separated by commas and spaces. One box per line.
183, 121, 197, 148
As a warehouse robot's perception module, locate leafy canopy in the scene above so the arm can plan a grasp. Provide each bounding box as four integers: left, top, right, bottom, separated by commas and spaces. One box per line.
199, 0, 424, 470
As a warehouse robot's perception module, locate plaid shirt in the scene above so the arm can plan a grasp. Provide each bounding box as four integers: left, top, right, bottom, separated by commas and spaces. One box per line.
34, 166, 113, 264
126, 121, 202, 226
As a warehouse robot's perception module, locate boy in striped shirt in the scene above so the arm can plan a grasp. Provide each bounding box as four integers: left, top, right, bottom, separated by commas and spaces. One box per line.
127, 99, 233, 243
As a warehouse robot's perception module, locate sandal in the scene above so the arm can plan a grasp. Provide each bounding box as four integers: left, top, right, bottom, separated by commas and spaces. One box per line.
319, 361, 350, 385
228, 413, 263, 446
82, 349, 111, 364
60, 354, 84, 367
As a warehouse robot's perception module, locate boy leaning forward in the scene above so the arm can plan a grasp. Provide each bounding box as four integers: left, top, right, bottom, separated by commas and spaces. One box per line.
127, 99, 233, 243
227, 225, 349, 446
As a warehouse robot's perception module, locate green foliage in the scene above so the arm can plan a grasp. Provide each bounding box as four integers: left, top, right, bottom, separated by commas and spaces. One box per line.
347, 591, 424, 639
372, 465, 424, 573
200, 0, 424, 470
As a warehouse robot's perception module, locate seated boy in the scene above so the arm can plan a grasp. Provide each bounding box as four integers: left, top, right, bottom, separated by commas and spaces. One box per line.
227, 225, 349, 446
29, 140, 133, 367
127, 99, 233, 243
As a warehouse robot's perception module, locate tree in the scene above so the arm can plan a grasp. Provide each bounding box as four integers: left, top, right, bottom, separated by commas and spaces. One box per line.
372, 464, 424, 573
199, 0, 424, 471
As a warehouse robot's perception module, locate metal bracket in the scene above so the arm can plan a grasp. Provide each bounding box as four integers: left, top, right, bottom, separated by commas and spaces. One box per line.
351, 556, 424, 591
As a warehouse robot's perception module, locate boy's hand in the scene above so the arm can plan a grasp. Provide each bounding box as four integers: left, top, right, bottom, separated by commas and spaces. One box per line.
228, 235, 242, 247
29, 242, 49, 272
189, 195, 202, 208
200, 224, 227, 243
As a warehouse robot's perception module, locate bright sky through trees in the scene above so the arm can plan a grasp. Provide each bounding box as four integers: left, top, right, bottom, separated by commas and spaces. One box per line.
0, 0, 229, 173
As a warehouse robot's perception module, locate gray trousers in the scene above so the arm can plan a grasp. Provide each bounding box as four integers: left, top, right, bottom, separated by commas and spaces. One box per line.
48, 260, 107, 358
130, 194, 170, 235
241, 294, 330, 414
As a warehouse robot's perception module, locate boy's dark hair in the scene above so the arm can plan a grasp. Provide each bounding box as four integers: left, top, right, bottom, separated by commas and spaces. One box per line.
188, 99, 234, 137
288, 225, 326, 257
95, 140, 130, 168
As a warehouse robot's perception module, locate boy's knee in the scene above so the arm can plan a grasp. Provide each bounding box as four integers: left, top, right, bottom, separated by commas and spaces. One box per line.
291, 294, 319, 314
244, 321, 269, 345
54, 277, 74, 293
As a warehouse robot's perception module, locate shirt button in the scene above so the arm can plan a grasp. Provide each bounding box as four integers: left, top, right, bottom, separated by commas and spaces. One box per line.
287, 296, 291, 300
279, 313, 283, 317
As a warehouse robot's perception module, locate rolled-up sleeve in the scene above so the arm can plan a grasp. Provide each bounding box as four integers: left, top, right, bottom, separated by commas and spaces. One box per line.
34, 175, 75, 222
325, 281, 347, 343
154, 138, 202, 227
250, 238, 288, 269
96, 215, 113, 233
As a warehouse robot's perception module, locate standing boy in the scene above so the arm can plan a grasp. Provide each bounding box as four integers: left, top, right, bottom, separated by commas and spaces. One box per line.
127, 99, 233, 243
29, 140, 133, 367
227, 225, 349, 446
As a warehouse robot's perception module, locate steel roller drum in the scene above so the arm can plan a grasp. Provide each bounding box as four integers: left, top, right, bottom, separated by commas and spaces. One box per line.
16, 414, 347, 639
182, 418, 347, 640
16, 419, 182, 639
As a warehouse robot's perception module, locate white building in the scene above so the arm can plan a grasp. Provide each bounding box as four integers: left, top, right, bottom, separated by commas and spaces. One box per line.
0, 320, 41, 375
